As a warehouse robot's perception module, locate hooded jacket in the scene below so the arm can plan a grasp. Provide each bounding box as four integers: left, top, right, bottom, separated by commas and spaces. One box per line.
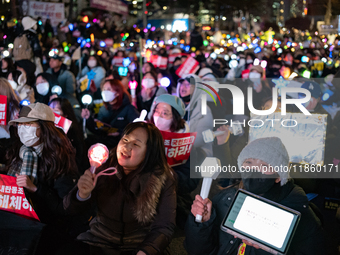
64, 169, 176, 254
47, 64, 76, 97
184, 181, 325, 255
176, 74, 213, 156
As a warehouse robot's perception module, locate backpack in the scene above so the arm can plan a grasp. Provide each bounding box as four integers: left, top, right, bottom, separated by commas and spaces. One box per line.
13, 34, 33, 61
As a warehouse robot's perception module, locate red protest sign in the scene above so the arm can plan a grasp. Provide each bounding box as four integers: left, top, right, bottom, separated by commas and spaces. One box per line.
54, 112, 72, 134
168, 53, 182, 64
151, 55, 168, 69
112, 57, 124, 67
0, 174, 40, 221
0, 95, 7, 125
104, 38, 114, 47
160, 131, 197, 167
175, 56, 199, 78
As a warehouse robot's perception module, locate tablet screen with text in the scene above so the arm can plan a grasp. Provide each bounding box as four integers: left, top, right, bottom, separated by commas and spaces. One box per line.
221, 189, 300, 254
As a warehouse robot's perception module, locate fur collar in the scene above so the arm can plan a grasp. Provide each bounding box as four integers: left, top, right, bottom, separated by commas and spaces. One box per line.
132, 171, 168, 225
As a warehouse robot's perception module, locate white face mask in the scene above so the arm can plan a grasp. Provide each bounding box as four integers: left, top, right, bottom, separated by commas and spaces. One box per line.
88, 60, 97, 68
249, 72, 261, 80
18, 125, 40, 147
8, 80, 18, 90
142, 79, 155, 89
36, 82, 49, 96
246, 59, 253, 64
101, 90, 117, 102
153, 116, 172, 131
2, 69, 7, 72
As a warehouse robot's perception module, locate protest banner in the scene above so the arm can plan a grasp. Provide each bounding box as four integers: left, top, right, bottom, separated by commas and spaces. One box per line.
29, 1, 65, 28
90, 0, 128, 15
249, 112, 327, 165
0, 174, 39, 221
151, 55, 168, 70
160, 131, 197, 166
0, 95, 7, 125
175, 56, 199, 78
54, 112, 72, 134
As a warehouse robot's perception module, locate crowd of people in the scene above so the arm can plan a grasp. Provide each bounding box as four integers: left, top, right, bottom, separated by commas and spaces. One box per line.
0, 14, 340, 255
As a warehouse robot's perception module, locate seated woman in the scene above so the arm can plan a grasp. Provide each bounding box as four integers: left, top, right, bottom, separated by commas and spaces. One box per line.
49, 97, 86, 173
63, 122, 176, 255
136, 71, 168, 114
79, 55, 106, 100
149, 94, 199, 229
34, 72, 54, 105
81, 79, 139, 149
5, 102, 80, 252
184, 137, 325, 255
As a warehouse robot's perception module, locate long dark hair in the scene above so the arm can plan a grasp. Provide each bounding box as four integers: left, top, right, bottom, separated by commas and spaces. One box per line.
49, 97, 83, 138
6, 120, 78, 180
150, 105, 186, 132
99, 122, 174, 198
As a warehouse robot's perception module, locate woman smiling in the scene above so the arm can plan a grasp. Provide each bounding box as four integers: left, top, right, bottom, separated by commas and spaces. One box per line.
64, 122, 176, 255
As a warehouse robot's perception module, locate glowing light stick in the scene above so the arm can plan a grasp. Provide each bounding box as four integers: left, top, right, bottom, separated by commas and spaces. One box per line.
133, 109, 147, 122
88, 143, 109, 174
82, 94, 93, 139
129, 80, 138, 97
196, 157, 221, 222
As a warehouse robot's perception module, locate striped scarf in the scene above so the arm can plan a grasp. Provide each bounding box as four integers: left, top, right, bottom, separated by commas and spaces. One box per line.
7, 145, 43, 184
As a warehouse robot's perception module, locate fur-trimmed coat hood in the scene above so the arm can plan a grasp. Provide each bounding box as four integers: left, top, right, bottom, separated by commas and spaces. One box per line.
129, 171, 168, 225
64, 169, 176, 254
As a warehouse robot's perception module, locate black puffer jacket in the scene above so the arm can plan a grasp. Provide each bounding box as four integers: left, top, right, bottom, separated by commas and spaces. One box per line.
184, 181, 325, 255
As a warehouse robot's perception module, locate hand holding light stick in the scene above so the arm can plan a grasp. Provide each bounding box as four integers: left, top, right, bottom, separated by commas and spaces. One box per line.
202, 125, 243, 143
88, 143, 109, 174
133, 109, 147, 123
129, 80, 138, 98
196, 157, 221, 223
81, 94, 93, 139
88, 143, 117, 185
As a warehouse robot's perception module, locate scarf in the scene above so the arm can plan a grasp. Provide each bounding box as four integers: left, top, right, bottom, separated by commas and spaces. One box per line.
18, 144, 43, 184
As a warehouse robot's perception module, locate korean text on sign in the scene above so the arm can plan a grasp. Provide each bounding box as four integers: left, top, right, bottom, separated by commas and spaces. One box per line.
0, 175, 39, 221
161, 131, 197, 167
0, 95, 7, 126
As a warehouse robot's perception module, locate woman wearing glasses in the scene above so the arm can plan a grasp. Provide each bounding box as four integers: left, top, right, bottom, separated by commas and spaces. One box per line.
5, 102, 80, 252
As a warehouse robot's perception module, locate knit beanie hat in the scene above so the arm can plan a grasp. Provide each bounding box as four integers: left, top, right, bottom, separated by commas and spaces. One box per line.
237, 137, 290, 186
154, 94, 186, 117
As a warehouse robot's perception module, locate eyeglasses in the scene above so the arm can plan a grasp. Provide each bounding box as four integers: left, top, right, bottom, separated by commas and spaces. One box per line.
154, 109, 172, 118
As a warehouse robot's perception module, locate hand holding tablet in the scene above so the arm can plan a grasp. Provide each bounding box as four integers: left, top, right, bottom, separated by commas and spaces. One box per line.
221, 189, 301, 255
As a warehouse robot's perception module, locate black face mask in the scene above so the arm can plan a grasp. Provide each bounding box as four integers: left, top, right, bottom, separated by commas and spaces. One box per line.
242, 171, 277, 195
180, 95, 191, 103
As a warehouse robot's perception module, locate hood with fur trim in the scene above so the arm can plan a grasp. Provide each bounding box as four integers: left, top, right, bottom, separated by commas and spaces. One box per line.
130, 170, 169, 225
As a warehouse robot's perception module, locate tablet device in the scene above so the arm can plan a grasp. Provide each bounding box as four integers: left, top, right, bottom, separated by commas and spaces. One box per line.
221, 189, 301, 255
